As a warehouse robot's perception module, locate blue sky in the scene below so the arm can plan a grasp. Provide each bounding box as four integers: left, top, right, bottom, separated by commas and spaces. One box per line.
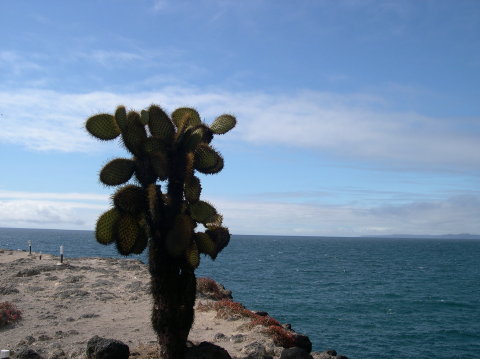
0, 0, 479, 236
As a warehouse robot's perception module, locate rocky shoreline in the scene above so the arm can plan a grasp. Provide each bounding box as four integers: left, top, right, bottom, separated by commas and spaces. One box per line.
0, 249, 348, 359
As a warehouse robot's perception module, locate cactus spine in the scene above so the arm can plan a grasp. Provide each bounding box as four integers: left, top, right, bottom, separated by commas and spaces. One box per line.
86, 104, 236, 359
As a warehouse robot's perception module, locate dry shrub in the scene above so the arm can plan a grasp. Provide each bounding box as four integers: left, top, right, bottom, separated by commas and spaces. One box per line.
215, 300, 254, 320
247, 315, 282, 328
0, 302, 22, 328
197, 299, 254, 320
197, 277, 227, 300
264, 325, 297, 348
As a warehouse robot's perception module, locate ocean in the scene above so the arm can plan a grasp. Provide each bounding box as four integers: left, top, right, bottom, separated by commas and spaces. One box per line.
1, 227, 479, 359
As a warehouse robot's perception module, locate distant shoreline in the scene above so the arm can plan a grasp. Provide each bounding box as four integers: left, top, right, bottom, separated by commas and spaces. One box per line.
1, 226, 479, 240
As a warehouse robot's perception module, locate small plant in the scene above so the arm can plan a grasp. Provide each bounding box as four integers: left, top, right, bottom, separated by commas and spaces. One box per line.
0, 302, 22, 328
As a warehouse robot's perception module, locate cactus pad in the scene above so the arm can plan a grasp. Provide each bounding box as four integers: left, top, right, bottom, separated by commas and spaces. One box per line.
185, 241, 200, 269
184, 175, 202, 203
210, 114, 237, 135
194, 232, 215, 256
116, 214, 140, 255
172, 107, 201, 131
86, 114, 121, 140
148, 105, 174, 142
131, 231, 148, 254
95, 208, 120, 245
205, 226, 230, 259
144, 137, 168, 154
100, 158, 135, 186
140, 110, 150, 125
121, 111, 147, 156
194, 144, 224, 174
113, 185, 147, 214
182, 127, 204, 153
115, 106, 127, 131
189, 201, 217, 224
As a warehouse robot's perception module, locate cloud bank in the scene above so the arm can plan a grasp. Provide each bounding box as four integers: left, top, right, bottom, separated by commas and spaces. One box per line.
0, 191, 108, 230
0, 87, 478, 171
0, 191, 478, 236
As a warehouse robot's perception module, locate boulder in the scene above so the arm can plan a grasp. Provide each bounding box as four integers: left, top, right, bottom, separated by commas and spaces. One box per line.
48, 348, 67, 359
86, 335, 129, 359
185, 341, 231, 359
255, 311, 269, 317
293, 334, 312, 353
14, 348, 44, 359
241, 341, 267, 357
311, 350, 348, 359
281, 347, 314, 359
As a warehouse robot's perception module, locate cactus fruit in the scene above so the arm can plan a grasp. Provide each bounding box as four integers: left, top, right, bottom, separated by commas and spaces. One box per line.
95, 208, 120, 245
86, 103, 236, 359
100, 158, 136, 186
210, 114, 237, 135
86, 114, 121, 140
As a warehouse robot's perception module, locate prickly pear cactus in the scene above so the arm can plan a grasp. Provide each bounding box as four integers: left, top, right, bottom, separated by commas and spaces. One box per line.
86, 104, 236, 266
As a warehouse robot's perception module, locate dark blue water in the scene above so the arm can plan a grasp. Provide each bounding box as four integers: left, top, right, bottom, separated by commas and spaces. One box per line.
1, 228, 480, 359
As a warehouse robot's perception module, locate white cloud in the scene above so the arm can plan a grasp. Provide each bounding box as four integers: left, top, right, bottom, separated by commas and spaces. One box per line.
0, 191, 109, 230
0, 191, 108, 202
81, 50, 144, 67
0, 199, 106, 229
0, 87, 478, 171
153, 0, 169, 12
0, 51, 43, 75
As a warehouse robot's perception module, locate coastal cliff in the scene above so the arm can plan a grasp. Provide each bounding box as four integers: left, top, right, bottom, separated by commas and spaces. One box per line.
0, 249, 347, 359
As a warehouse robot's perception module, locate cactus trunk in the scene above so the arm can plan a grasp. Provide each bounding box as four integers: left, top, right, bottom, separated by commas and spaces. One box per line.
149, 235, 196, 359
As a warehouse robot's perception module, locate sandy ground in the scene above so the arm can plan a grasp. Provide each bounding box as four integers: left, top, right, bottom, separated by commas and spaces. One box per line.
0, 249, 343, 359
